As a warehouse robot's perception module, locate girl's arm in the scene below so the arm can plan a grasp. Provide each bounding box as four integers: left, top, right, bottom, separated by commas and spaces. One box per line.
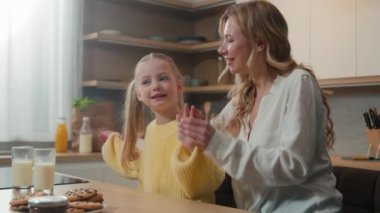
171, 144, 225, 200
101, 132, 140, 179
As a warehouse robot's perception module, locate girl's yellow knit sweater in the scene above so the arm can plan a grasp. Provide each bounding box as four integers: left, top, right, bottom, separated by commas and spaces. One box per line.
102, 120, 225, 203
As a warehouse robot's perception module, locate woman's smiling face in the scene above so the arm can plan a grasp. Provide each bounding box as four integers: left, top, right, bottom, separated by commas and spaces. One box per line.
218, 17, 252, 75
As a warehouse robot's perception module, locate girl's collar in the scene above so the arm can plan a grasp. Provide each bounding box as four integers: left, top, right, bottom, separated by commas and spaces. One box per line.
154, 118, 176, 126
153, 110, 178, 124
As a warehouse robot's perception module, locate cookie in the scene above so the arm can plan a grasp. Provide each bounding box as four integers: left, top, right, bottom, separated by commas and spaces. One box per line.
85, 192, 103, 203
10, 204, 28, 212
64, 188, 98, 202
66, 207, 85, 213
9, 196, 28, 206
9, 191, 48, 211
69, 201, 103, 211
30, 191, 48, 197
9, 192, 45, 206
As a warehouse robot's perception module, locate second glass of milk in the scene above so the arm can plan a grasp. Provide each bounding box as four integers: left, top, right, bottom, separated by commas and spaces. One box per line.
33, 148, 56, 195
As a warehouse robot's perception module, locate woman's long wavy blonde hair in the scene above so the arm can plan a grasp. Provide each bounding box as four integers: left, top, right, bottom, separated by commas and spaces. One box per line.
218, 0, 335, 148
121, 53, 184, 171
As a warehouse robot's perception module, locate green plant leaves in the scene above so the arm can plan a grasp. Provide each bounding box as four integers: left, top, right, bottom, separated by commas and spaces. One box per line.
72, 97, 96, 112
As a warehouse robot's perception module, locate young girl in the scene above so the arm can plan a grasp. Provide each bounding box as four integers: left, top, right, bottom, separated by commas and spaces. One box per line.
101, 53, 224, 203
177, 1, 342, 212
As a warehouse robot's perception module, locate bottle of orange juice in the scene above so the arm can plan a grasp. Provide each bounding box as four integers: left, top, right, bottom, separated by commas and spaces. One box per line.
55, 117, 68, 153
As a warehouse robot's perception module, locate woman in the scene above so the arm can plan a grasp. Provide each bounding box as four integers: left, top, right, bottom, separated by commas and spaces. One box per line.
177, 1, 342, 212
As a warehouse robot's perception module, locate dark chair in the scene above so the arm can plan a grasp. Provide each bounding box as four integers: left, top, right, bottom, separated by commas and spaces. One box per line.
215, 174, 236, 208
333, 166, 380, 213
216, 166, 380, 212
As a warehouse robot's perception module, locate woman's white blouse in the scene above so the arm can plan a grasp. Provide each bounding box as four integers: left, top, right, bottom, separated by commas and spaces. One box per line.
206, 69, 342, 212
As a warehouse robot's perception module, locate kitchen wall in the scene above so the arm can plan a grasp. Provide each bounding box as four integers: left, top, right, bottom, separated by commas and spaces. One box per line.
86, 85, 380, 157
192, 86, 380, 157
329, 86, 380, 156
190, 86, 380, 157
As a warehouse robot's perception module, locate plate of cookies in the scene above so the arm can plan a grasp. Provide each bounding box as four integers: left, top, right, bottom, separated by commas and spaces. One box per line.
9, 188, 105, 213
9, 191, 49, 212
64, 188, 105, 212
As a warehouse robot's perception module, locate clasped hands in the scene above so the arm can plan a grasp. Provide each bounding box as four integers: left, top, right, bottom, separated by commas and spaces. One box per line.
176, 103, 215, 152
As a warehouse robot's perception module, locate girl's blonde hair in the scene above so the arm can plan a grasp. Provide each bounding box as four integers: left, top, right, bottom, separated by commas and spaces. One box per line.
121, 53, 184, 171
218, 0, 335, 148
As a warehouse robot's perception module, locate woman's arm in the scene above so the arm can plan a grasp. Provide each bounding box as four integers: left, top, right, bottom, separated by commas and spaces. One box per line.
177, 101, 235, 152
206, 73, 323, 186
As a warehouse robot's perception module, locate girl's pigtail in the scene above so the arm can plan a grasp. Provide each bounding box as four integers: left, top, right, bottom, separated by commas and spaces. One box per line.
121, 80, 145, 171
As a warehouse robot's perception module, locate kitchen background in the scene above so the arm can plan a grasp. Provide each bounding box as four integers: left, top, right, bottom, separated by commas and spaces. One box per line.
82, 0, 380, 157
0, 0, 379, 160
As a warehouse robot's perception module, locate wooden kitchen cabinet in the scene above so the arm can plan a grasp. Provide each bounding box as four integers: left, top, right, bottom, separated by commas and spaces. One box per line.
310, 0, 356, 79
356, 0, 380, 77
273, 0, 357, 79
83, 0, 380, 95
275, 0, 357, 79
273, 0, 380, 87
271, 0, 311, 67
82, 0, 234, 94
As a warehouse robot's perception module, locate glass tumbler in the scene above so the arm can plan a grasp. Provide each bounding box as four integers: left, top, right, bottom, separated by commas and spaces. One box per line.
33, 148, 56, 195
11, 146, 34, 192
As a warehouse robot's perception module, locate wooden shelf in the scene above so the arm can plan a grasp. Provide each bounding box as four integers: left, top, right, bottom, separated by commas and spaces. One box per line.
185, 85, 232, 93
84, 33, 220, 53
319, 75, 380, 88
82, 80, 231, 93
83, 75, 380, 93
135, 0, 234, 11
83, 80, 128, 90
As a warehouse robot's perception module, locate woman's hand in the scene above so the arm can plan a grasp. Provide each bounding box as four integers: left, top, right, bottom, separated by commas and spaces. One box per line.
176, 104, 196, 151
177, 103, 215, 152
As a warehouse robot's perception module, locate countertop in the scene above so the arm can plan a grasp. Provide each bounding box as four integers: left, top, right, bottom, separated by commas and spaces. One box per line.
0, 152, 103, 166
2, 154, 378, 212
330, 155, 380, 171
1, 152, 379, 171
1, 173, 249, 213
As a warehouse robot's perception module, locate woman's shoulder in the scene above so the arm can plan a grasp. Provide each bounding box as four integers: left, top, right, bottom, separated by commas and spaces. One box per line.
288, 68, 312, 80
282, 68, 316, 86
275, 68, 319, 95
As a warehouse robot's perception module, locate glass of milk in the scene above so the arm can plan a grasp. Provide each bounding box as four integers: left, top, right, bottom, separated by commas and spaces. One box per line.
11, 146, 34, 192
33, 148, 56, 195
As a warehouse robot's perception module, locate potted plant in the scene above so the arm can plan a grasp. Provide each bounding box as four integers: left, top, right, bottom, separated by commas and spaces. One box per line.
72, 97, 96, 113
71, 97, 116, 152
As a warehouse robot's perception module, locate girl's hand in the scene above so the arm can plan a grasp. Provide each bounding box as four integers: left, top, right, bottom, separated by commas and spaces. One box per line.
98, 130, 112, 145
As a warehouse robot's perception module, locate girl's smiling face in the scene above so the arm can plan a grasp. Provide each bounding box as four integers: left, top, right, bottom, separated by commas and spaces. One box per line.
135, 58, 181, 114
